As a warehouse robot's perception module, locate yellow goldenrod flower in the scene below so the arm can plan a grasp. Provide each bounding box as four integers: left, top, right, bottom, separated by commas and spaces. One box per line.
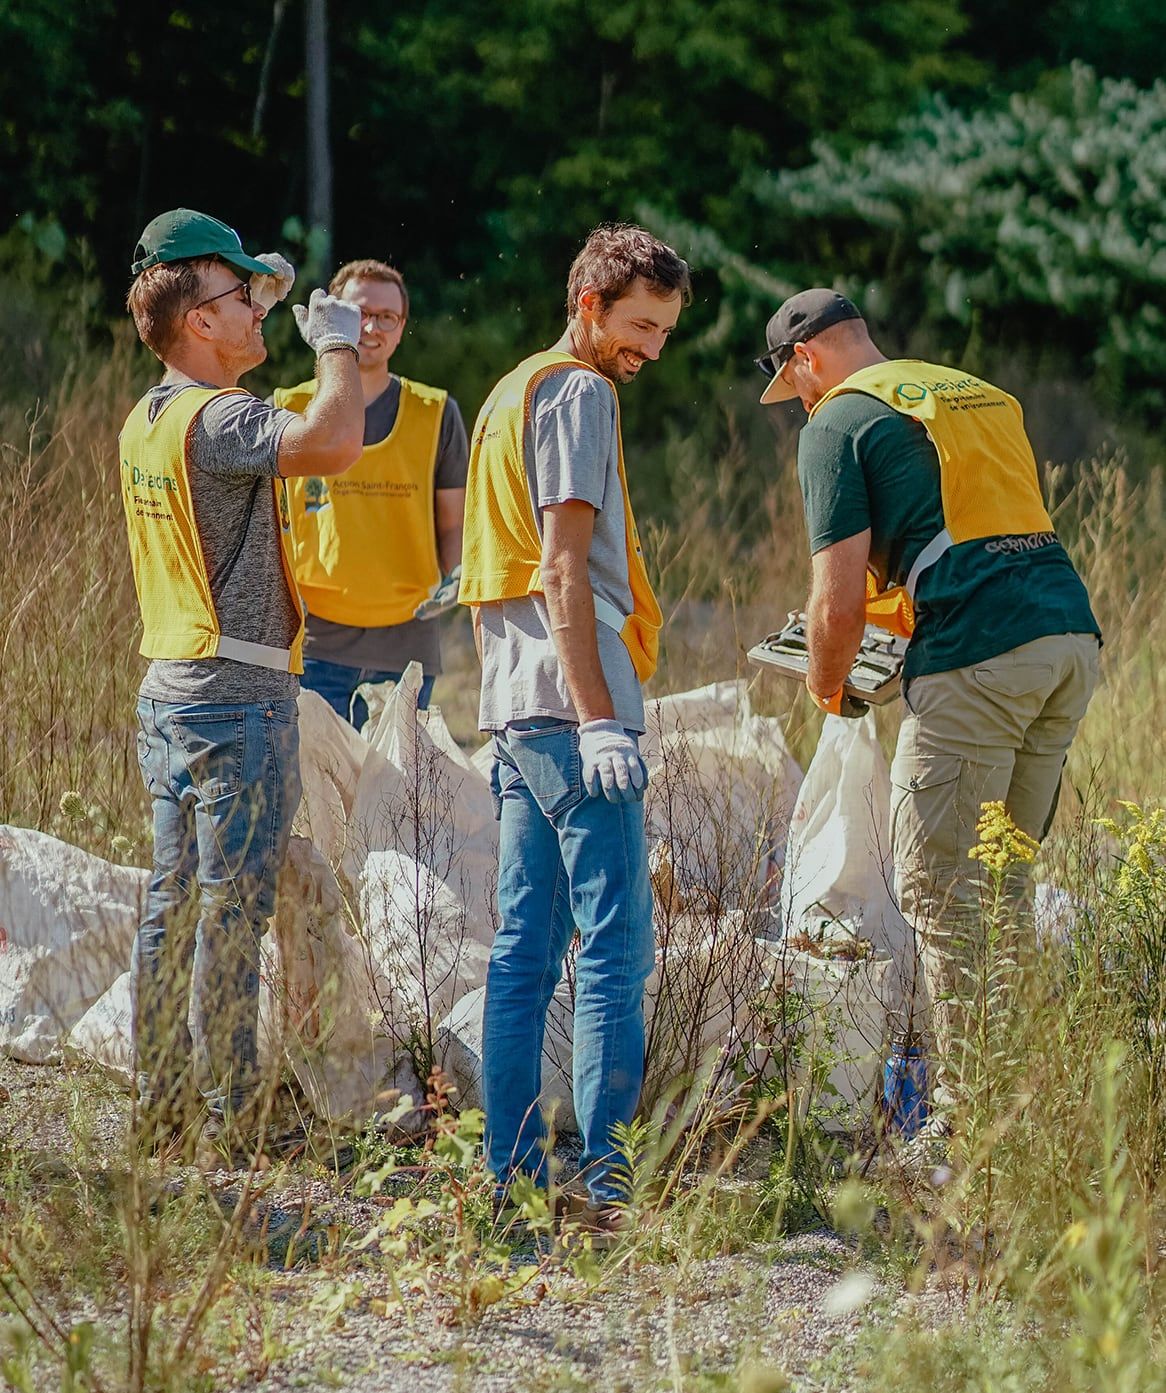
968, 801, 1040, 873
1097, 800, 1166, 896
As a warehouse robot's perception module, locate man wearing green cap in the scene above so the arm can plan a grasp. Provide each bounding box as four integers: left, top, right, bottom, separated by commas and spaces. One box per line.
120, 208, 365, 1163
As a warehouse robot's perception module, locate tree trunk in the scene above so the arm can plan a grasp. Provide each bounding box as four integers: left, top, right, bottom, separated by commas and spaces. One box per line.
252, 0, 289, 142
304, 0, 333, 272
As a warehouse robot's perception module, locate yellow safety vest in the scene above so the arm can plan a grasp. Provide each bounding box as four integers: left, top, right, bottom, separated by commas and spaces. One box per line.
812, 360, 1056, 639
277, 376, 446, 627
118, 385, 305, 672
458, 349, 663, 683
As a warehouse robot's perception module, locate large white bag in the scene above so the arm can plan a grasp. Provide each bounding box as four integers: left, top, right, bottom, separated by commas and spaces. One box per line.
781, 714, 915, 1015
644, 680, 803, 911
0, 826, 146, 1062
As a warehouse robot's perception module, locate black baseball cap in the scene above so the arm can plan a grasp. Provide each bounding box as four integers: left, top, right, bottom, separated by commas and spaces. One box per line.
130, 208, 273, 279
756, 289, 863, 403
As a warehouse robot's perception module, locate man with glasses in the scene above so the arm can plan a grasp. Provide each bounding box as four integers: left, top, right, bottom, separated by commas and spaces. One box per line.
121, 208, 365, 1163
276, 259, 469, 726
756, 288, 1099, 1148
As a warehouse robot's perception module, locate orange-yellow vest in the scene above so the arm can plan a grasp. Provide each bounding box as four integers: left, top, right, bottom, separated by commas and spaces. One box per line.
118, 385, 305, 672
458, 350, 663, 683
811, 360, 1055, 638
277, 376, 446, 627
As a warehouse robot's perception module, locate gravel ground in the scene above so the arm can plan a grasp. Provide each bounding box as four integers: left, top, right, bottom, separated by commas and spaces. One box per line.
242, 1235, 969, 1393
0, 1057, 970, 1392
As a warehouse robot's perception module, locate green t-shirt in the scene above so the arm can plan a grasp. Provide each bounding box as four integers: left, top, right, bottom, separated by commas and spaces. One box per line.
797, 392, 1100, 679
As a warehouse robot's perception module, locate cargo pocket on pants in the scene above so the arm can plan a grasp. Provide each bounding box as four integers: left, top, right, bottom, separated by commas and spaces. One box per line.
890, 753, 965, 874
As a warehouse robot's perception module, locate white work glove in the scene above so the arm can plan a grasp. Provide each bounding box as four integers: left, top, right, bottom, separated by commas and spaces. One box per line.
577, 719, 647, 804
292, 288, 362, 357
249, 252, 296, 311
413, 566, 462, 621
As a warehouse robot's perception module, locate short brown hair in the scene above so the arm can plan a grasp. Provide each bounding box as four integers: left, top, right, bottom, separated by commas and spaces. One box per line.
126, 255, 220, 360
566, 223, 691, 318
329, 259, 409, 316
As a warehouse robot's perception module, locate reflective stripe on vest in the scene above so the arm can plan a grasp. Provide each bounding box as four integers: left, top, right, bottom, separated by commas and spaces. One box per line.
215, 635, 295, 671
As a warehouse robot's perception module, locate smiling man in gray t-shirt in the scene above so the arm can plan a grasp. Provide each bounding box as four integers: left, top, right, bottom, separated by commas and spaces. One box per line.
460, 223, 690, 1224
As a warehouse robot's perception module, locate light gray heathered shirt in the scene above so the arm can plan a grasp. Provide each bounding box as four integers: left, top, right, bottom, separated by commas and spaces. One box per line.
477, 366, 644, 734
135, 378, 301, 704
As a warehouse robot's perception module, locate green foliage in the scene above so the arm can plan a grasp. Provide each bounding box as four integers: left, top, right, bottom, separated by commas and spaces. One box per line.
662, 65, 1166, 423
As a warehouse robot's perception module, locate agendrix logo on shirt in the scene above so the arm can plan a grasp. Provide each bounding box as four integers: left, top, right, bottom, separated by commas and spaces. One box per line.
303, 477, 332, 514
895, 382, 929, 405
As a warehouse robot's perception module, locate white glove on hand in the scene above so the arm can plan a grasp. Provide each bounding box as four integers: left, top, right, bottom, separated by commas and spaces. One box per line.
292, 288, 362, 357
413, 565, 462, 621
249, 252, 296, 311
578, 719, 647, 804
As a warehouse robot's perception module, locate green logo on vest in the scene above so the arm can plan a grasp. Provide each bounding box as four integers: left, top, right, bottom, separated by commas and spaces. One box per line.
896, 383, 928, 404
127, 463, 178, 492
303, 477, 331, 515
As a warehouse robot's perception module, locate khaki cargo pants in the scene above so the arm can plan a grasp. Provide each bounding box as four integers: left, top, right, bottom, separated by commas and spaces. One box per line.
890, 632, 1099, 1106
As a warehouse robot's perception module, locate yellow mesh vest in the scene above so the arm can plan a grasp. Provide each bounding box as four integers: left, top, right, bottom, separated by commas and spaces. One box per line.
458, 350, 663, 683
278, 376, 445, 627
811, 360, 1055, 639
119, 385, 305, 672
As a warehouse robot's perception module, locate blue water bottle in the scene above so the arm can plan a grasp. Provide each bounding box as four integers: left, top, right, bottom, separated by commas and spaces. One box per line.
883, 1040, 928, 1138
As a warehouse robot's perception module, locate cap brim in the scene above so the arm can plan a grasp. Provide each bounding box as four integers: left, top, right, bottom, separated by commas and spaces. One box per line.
760, 374, 798, 405
221, 250, 276, 278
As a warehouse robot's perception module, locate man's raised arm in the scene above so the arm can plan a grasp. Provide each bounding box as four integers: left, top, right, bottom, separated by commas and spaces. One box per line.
278, 290, 365, 478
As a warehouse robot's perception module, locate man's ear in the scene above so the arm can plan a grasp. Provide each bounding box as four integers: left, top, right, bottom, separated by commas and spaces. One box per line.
577, 287, 604, 321
183, 306, 215, 343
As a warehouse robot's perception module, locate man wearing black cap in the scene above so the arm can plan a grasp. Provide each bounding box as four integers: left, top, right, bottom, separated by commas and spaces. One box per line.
120, 208, 365, 1162
757, 289, 1100, 1132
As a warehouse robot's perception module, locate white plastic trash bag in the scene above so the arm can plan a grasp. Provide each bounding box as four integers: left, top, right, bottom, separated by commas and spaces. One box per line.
644, 681, 803, 913
67, 971, 134, 1080
781, 713, 915, 1017
0, 826, 146, 1062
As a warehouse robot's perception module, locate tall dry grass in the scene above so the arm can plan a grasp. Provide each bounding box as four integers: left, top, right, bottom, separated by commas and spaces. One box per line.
0, 329, 152, 853
4, 337, 1166, 1389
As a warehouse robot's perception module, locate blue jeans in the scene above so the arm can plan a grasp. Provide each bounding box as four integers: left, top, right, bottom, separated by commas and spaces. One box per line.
483, 719, 655, 1205
133, 697, 301, 1119
301, 657, 435, 728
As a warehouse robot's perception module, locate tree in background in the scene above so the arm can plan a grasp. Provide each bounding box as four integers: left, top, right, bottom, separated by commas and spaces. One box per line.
2, 2, 1164, 448
662, 65, 1166, 425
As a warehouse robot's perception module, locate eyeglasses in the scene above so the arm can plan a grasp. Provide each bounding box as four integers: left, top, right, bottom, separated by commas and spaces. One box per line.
356, 308, 405, 332
754, 347, 791, 381
195, 280, 253, 311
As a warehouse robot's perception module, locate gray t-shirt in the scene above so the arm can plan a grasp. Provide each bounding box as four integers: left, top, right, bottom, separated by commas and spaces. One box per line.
303, 378, 469, 674
136, 378, 301, 704
477, 366, 644, 734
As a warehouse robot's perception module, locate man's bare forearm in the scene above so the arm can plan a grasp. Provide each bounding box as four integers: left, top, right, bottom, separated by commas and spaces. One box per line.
437, 526, 462, 573
543, 565, 614, 724
278, 349, 364, 477
805, 532, 871, 698
435, 488, 465, 573
806, 591, 865, 696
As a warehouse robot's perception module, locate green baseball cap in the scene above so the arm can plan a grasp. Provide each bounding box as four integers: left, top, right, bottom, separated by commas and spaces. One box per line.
130, 208, 273, 278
